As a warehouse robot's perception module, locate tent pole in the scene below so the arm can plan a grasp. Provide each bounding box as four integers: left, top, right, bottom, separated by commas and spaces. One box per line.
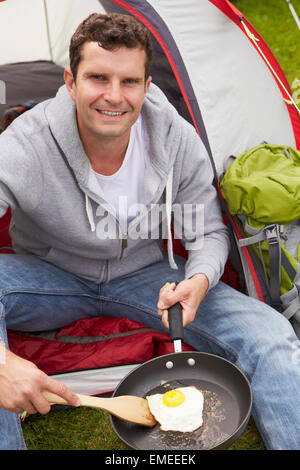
43, 0, 54, 62
285, 0, 300, 30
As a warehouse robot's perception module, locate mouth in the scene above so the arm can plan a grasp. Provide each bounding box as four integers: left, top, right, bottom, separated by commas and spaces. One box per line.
96, 109, 127, 117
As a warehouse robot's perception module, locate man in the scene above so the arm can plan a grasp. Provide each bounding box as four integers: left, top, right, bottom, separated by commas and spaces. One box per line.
0, 13, 299, 450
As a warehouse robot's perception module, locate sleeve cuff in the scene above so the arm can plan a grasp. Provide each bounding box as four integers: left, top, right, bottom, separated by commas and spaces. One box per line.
185, 264, 219, 291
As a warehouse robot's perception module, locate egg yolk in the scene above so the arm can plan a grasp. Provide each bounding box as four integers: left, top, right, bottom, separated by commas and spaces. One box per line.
162, 390, 185, 407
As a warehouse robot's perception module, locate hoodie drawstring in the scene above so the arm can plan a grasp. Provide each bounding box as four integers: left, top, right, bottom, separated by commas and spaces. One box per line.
85, 193, 96, 232
166, 168, 178, 270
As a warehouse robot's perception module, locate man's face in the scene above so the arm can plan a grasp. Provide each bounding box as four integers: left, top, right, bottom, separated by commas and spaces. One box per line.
65, 42, 151, 145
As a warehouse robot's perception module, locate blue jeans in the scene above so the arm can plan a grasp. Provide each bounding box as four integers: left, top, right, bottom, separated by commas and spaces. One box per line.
1, 253, 300, 450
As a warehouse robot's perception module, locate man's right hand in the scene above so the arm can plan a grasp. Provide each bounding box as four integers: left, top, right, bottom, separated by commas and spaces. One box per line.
0, 344, 80, 415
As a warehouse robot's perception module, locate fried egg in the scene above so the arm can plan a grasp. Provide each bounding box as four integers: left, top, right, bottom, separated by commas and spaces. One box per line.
146, 386, 204, 432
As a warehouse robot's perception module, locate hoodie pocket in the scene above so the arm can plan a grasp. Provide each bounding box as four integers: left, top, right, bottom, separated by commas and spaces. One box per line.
42, 247, 107, 282
108, 240, 164, 282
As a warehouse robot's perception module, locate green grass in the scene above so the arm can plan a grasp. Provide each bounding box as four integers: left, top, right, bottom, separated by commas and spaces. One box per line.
22, 407, 131, 451
231, 0, 300, 86
22, 407, 265, 450
22, 0, 299, 451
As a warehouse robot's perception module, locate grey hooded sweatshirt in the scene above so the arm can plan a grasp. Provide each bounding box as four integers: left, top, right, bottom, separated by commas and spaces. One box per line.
0, 83, 229, 288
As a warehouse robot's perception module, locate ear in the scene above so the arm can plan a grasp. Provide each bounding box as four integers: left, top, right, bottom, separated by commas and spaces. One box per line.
145, 75, 152, 93
64, 68, 76, 101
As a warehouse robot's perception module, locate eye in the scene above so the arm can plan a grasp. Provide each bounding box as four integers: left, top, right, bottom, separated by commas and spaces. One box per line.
91, 74, 107, 81
123, 78, 141, 85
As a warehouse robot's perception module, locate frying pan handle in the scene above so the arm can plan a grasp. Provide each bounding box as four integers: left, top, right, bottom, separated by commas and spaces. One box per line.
168, 302, 184, 342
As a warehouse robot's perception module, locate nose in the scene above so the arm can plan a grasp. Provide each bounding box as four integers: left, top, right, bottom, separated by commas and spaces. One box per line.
103, 80, 123, 106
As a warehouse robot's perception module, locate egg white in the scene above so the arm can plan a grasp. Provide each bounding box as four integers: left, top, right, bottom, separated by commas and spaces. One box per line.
146, 386, 204, 432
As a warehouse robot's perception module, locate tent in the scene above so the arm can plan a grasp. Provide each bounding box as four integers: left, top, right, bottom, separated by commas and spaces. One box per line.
0, 0, 299, 397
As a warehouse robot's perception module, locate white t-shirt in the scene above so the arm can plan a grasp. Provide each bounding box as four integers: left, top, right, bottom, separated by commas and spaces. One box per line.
88, 115, 148, 232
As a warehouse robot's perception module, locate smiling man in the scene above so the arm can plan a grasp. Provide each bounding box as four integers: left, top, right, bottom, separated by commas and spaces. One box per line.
1, 12, 300, 451
65, 41, 151, 174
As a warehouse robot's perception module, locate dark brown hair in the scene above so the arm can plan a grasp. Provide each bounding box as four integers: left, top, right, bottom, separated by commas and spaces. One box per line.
69, 13, 153, 82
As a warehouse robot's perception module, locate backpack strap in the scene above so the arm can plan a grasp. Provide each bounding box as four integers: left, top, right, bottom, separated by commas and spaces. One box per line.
238, 224, 282, 310
238, 222, 300, 313
282, 295, 300, 320
281, 249, 297, 280
238, 230, 266, 247
265, 225, 282, 310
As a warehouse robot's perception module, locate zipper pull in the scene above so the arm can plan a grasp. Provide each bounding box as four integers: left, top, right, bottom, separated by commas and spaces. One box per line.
122, 235, 127, 250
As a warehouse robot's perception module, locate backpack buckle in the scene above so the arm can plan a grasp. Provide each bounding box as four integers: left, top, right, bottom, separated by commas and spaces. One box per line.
279, 224, 288, 241
265, 224, 279, 244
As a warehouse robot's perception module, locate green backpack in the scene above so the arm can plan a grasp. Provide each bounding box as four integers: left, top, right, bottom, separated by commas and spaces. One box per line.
220, 144, 300, 331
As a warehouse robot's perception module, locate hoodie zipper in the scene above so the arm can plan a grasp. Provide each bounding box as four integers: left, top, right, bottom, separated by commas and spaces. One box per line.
121, 235, 127, 251
120, 231, 128, 259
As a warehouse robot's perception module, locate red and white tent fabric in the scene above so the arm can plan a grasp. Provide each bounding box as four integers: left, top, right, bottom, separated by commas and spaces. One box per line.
0, 0, 299, 396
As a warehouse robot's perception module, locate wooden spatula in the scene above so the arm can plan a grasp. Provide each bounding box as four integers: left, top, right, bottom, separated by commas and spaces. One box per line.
43, 391, 157, 427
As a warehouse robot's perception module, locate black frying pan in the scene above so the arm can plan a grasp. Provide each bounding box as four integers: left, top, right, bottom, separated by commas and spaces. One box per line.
111, 303, 252, 450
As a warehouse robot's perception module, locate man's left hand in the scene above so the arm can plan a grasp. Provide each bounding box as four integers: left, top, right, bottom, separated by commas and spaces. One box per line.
157, 273, 209, 329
